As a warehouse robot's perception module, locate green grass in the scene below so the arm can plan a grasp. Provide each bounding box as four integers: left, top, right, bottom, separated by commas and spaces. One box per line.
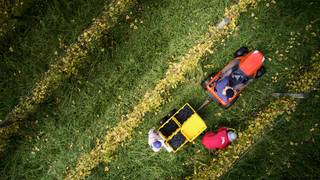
0, 0, 319, 179
87, 0, 320, 179
0, 0, 232, 178
0, 0, 108, 120
223, 91, 320, 179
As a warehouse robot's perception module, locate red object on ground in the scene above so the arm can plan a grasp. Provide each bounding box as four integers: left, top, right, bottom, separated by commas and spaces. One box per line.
201, 127, 231, 150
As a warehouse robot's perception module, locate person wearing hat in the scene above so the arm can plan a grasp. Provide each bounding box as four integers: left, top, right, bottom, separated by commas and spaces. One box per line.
222, 86, 235, 99
220, 59, 240, 80
148, 128, 172, 152
220, 58, 248, 92
201, 127, 237, 150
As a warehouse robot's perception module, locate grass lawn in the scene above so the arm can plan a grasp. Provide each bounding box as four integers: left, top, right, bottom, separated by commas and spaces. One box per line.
88, 0, 320, 179
1, 0, 232, 178
223, 91, 320, 179
0, 0, 108, 120
0, 0, 319, 179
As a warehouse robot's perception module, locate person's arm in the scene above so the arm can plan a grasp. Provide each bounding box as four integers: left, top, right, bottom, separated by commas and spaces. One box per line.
220, 69, 232, 80
220, 59, 240, 79
221, 59, 240, 74
233, 82, 246, 91
162, 143, 173, 152
148, 129, 156, 146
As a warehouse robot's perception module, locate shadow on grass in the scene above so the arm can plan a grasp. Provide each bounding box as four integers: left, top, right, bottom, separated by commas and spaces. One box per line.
0, 0, 219, 178
0, 0, 110, 120
222, 90, 320, 179
93, 0, 320, 179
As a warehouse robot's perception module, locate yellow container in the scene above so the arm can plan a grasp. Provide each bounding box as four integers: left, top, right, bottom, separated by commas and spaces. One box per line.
158, 103, 207, 153
181, 113, 207, 142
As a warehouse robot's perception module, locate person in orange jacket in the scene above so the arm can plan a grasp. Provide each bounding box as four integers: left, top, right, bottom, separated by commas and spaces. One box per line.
201, 127, 237, 150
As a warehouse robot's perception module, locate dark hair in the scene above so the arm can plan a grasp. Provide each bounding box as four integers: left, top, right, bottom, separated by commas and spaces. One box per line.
226, 88, 235, 98
227, 129, 235, 133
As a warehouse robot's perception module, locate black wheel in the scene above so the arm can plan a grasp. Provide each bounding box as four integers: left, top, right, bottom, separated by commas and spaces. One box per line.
255, 66, 266, 78
159, 109, 177, 125
234, 47, 249, 57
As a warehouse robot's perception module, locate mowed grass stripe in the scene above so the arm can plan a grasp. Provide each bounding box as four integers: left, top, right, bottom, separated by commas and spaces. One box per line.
98, 1, 317, 178
222, 92, 320, 178
192, 99, 298, 179
1, 1, 233, 178
191, 50, 320, 179
65, 0, 263, 179
286, 52, 320, 93
0, 0, 135, 153
96, 1, 319, 178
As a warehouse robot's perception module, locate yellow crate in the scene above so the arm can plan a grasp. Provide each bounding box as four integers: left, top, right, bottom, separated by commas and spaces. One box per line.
181, 113, 207, 142
158, 117, 181, 140
158, 103, 207, 153
164, 130, 188, 153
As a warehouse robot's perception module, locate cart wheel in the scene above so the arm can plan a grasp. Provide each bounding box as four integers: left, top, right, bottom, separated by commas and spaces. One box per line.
255, 66, 266, 78
160, 109, 177, 125
234, 47, 249, 57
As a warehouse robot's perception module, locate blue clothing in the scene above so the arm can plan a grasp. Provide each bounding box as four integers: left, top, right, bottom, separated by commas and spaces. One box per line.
215, 77, 230, 103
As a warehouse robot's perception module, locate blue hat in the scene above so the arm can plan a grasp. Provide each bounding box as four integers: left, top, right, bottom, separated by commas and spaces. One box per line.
153, 140, 162, 149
